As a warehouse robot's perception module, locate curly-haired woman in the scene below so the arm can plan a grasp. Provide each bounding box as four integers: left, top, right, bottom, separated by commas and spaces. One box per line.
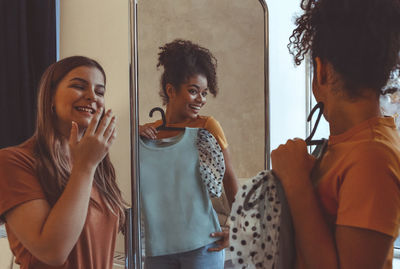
139, 39, 238, 269
271, 0, 400, 268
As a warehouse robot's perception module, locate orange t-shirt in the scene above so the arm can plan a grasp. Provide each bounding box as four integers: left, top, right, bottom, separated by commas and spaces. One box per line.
0, 138, 119, 269
149, 115, 228, 150
296, 117, 400, 269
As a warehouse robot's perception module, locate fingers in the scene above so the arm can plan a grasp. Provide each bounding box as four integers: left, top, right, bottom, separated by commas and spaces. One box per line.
107, 127, 117, 145
139, 125, 158, 139
210, 231, 227, 238
208, 231, 229, 252
103, 115, 117, 141
207, 245, 225, 252
69, 121, 78, 146
86, 107, 103, 134
96, 109, 113, 136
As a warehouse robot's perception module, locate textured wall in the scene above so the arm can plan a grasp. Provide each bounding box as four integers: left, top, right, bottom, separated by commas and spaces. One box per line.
138, 0, 267, 178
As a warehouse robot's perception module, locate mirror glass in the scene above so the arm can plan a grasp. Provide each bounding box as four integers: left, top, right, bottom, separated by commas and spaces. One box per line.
136, 0, 268, 264
138, 0, 267, 179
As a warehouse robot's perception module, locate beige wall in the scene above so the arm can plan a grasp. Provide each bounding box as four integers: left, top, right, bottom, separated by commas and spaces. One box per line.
59, 0, 131, 253
138, 0, 266, 178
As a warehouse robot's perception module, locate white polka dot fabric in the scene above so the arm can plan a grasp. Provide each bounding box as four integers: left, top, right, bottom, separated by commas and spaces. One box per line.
196, 129, 225, 198
229, 171, 281, 268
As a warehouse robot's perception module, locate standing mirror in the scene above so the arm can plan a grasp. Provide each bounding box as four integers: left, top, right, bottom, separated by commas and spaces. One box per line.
129, 0, 269, 267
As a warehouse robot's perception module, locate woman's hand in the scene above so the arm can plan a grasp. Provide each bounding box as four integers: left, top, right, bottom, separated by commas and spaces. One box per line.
69, 108, 117, 170
139, 123, 158, 140
271, 138, 316, 192
208, 226, 229, 252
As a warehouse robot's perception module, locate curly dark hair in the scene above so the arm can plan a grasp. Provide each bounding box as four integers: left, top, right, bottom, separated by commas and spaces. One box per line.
288, 0, 400, 97
157, 39, 218, 105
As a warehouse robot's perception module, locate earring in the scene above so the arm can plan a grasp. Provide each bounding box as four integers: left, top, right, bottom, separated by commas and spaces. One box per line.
51, 105, 55, 113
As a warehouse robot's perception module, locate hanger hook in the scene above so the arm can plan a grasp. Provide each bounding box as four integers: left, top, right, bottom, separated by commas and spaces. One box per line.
149, 107, 166, 127
305, 102, 324, 145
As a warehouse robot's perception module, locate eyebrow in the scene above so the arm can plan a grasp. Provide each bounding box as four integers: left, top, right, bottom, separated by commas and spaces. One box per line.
70, 77, 105, 88
188, 84, 208, 91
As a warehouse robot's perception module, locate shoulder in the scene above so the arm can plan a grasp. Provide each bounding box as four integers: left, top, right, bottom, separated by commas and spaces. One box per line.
341, 140, 400, 189
200, 116, 228, 149
202, 115, 219, 125
346, 140, 400, 170
202, 116, 223, 131
0, 139, 44, 221
0, 139, 36, 172
336, 140, 400, 236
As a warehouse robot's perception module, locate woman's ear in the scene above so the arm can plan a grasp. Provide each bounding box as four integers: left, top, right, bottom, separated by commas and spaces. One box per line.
314, 57, 327, 86
312, 57, 328, 103
166, 83, 176, 100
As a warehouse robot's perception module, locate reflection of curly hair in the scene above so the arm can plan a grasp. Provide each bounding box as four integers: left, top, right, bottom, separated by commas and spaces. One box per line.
288, 0, 400, 97
157, 39, 218, 105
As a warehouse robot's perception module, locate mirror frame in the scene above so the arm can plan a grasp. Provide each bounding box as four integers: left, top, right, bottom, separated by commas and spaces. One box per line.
127, 1, 270, 268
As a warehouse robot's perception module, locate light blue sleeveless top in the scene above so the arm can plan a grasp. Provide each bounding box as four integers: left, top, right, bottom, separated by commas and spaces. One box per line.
139, 127, 221, 256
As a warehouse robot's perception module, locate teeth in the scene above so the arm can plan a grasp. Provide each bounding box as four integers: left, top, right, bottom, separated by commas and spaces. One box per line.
189, 105, 201, 109
76, 107, 94, 113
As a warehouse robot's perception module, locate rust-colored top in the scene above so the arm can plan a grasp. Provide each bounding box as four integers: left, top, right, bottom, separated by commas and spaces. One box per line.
0, 138, 119, 269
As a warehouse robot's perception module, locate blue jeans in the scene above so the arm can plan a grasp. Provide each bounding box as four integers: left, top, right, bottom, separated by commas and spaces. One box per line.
144, 242, 225, 269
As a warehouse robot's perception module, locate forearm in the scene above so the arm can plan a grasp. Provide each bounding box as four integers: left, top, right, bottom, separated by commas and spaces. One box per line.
222, 171, 238, 207
36, 166, 95, 264
222, 148, 238, 207
284, 178, 339, 269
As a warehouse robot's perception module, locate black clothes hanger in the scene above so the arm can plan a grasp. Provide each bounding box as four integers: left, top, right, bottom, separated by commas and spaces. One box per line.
149, 107, 185, 131
305, 102, 325, 146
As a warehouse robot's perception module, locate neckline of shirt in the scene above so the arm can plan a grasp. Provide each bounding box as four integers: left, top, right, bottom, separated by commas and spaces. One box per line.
139, 127, 192, 150
328, 116, 395, 145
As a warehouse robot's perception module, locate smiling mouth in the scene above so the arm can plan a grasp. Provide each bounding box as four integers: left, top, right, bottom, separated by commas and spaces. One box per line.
189, 104, 201, 110
75, 106, 95, 114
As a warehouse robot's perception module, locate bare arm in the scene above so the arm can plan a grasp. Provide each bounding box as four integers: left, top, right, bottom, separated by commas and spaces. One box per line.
336, 226, 393, 269
221, 148, 239, 208
208, 147, 239, 252
5, 109, 116, 266
282, 175, 339, 269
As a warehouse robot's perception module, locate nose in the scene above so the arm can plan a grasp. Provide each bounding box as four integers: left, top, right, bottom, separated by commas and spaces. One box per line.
195, 93, 206, 103
85, 87, 97, 102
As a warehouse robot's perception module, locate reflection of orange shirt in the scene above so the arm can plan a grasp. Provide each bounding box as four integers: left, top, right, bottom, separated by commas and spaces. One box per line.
297, 117, 400, 269
0, 138, 119, 269
150, 115, 228, 150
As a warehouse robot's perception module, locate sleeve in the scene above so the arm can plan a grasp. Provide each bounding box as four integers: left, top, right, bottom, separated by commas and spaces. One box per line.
204, 116, 229, 150
336, 142, 400, 237
0, 149, 46, 222
196, 129, 226, 198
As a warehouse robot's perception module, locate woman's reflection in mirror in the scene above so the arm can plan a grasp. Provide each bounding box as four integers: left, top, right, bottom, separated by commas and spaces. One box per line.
271, 0, 400, 268
139, 39, 239, 268
0, 56, 126, 269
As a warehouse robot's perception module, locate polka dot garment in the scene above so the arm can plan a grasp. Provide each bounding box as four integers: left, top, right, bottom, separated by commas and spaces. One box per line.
229, 171, 281, 269
196, 129, 225, 198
